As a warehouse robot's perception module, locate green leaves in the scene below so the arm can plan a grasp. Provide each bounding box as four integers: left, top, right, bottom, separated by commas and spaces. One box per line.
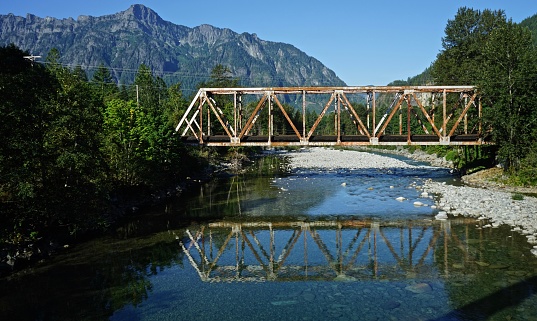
103, 98, 140, 185
479, 21, 537, 171
433, 8, 537, 173
0, 45, 218, 241
433, 7, 507, 85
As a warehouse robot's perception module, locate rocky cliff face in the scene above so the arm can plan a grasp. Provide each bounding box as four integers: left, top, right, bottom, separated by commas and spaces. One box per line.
0, 4, 345, 92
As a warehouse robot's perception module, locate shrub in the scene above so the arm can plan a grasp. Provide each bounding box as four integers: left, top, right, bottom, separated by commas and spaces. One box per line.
512, 193, 524, 200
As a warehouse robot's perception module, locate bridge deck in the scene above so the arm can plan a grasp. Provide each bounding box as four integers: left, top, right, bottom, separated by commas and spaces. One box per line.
181, 134, 488, 146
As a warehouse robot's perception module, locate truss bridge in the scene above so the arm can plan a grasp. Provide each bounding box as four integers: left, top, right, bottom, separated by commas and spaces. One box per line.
176, 86, 490, 147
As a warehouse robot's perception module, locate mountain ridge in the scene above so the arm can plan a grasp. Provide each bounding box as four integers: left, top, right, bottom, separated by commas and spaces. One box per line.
0, 4, 346, 92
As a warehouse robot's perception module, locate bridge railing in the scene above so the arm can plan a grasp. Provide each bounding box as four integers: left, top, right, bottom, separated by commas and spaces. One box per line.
175, 86, 488, 146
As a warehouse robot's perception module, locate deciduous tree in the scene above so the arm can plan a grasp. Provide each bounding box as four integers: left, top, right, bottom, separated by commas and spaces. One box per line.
479, 21, 537, 171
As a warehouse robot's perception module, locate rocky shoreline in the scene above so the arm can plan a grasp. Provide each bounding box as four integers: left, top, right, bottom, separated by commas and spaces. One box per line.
421, 179, 537, 256
284, 147, 537, 256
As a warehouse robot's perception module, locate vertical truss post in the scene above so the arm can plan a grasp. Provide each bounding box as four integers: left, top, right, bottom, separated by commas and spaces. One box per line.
336, 91, 342, 143
372, 90, 376, 134
366, 92, 371, 130
334, 92, 338, 138
399, 101, 403, 135
199, 100, 204, 144
238, 93, 243, 132
233, 92, 238, 141
464, 94, 468, 134
406, 95, 412, 143
478, 98, 482, 136
442, 89, 448, 144
268, 91, 273, 144
302, 90, 306, 143
207, 97, 211, 137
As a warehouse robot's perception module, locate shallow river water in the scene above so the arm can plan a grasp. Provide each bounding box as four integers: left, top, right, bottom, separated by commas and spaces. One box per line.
1, 153, 537, 320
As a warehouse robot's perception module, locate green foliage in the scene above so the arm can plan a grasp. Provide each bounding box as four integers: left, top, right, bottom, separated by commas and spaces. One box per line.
507, 144, 537, 186
0, 45, 205, 243
512, 193, 524, 201
407, 146, 419, 154
388, 66, 433, 86
479, 21, 537, 172
519, 13, 537, 47
102, 99, 140, 185
432, 7, 537, 177
91, 63, 119, 102
444, 150, 458, 162
432, 7, 507, 85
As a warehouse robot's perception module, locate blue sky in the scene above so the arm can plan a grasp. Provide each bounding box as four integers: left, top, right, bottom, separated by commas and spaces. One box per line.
1, 1, 535, 86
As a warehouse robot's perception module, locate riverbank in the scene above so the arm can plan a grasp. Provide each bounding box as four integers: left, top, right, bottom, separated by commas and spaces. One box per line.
283, 147, 537, 256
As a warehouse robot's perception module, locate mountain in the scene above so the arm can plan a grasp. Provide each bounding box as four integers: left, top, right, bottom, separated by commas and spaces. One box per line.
0, 4, 346, 93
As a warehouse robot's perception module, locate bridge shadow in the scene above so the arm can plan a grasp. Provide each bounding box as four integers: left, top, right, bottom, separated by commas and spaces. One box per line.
430, 275, 537, 321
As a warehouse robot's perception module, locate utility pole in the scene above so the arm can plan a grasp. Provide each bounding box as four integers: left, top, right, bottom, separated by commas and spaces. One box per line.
136, 85, 139, 107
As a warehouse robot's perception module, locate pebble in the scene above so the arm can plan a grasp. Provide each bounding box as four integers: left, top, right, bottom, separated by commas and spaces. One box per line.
405, 283, 432, 294
271, 300, 298, 306
435, 211, 448, 220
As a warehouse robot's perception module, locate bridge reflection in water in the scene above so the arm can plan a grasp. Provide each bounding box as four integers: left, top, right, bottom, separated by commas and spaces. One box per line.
180, 218, 478, 283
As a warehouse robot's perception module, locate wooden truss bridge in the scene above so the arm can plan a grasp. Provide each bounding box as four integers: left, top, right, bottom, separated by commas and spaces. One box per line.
176, 86, 489, 147
179, 218, 480, 282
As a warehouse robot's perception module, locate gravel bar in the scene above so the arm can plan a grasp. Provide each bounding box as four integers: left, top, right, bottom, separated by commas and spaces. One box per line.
285, 147, 418, 170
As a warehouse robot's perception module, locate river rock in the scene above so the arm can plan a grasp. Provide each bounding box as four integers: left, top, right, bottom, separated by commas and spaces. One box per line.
382, 300, 401, 310
271, 300, 298, 306
435, 212, 448, 220
405, 283, 432, 294
301, 292, 316, 302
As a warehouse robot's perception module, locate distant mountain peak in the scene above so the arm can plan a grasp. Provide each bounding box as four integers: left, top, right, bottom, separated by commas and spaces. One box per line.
121, 4, 163, 24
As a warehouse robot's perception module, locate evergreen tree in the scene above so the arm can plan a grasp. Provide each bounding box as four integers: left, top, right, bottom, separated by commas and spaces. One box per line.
92, 63, 117, 102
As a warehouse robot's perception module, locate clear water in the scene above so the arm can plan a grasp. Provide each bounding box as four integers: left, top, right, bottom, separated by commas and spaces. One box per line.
1, 154, 537, 321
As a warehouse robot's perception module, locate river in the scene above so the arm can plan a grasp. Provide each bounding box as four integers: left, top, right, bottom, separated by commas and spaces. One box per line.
1, 150, 537, 320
